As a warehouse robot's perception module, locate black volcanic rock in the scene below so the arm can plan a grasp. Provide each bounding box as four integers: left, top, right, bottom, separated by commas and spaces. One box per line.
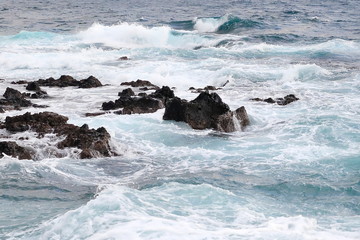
120, 79, 158, 88
57, 124, 112, 159
118, 88, 135, 97
1, 87, 32, 108
79, 76, 103, 88
164, 92, 249, 132
0, 141, 32, 160
149, 86, 175, 103
102, 86, 174, 114
4, 112, 115, 159
34, 75, 103, 88
26, 82, 41, 92
251, 94, 299, 105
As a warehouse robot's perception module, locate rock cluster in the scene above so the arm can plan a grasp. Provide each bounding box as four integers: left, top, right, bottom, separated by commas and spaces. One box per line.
2, 112, 115, 159
0, 141, 32, 160
164, 91, 250, 132
0, 87, 47, 111
251, 94, 299, 105
102, 86, 174, 114
33, 75, 103, 88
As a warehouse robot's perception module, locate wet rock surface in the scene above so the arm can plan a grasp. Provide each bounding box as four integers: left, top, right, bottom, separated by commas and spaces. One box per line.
163, 92, 249, 132
102, 86, 174, 114
251, 94, 299, 105
0, 141, 32, 160
0, 87, 33, 111
33, 75, 103, 88
120, 79, 159, 88
4, 112, 115, 159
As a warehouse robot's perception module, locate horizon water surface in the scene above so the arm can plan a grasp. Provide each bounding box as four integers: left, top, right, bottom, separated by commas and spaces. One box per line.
0, 0, 360, 239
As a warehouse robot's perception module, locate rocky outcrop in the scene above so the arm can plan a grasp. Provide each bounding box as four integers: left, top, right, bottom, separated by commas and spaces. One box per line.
251, 94, 299, 105
78, 76, 103, 88
57, 124, 112, 159
4, 112, 115, 159
0, 87, 32, 110
120, 79, 159, 88
33, 75, 103, 88
0, 141, 32, 160
25, 82, 48, 98
102, 86, 174, 114
163, 92, 249, 132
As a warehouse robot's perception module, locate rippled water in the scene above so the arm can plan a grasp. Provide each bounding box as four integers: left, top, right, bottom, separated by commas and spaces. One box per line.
0, 0, 359, 239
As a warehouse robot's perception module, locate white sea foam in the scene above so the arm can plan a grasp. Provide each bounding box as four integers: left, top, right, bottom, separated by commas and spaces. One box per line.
193, 15, 230, 33
8, 183, 359, 240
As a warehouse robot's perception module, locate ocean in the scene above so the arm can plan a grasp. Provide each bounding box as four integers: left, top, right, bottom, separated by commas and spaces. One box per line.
0, 0, 359, 239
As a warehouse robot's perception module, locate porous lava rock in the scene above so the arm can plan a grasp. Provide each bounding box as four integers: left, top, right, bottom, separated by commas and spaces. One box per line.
4, 112, 115, 159
163, 92, 249, 132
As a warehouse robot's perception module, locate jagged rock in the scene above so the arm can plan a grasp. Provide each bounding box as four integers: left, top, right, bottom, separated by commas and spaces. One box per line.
4, 112, 115, 159
276, 94, 299, 105
1, 87, 32, 108
0, 107, 4, 113
120, 79, 158, 88
102, 86, 174, 114
5, 112, 68, 133
149, 86, 175, 103
105, 96, 164, 114
34, 75, 103, 88
57, 124, 112, 159
102, 101, 116, 111
163, 92, 249, 132
0, 141, 32, 160
37, 75, 78, 87
251, 94, 299, 105
79, 76, 103, 88
26, 82, 41, 91
118, 88, 135, 97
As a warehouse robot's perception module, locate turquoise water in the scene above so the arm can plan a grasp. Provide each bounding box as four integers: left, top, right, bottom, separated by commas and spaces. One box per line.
0, 0, 360, 239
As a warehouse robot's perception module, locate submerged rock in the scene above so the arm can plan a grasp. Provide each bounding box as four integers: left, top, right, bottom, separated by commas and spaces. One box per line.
251, 94, 299, 105
0, 141, 32, 160
163, 92, 249, 132
4, 112, 115, 159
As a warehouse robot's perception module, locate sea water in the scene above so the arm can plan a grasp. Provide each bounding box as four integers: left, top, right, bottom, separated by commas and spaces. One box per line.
0, 0, 359, 239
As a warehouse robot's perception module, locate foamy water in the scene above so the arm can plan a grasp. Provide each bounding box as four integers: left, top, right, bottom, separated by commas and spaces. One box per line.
1, 1, 360, 239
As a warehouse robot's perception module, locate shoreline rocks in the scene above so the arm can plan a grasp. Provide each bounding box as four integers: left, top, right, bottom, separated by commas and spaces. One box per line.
102, 86, 174, 115
163, 91, 250, 132
0, 141, 32, 160
2, 112, 116, 159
